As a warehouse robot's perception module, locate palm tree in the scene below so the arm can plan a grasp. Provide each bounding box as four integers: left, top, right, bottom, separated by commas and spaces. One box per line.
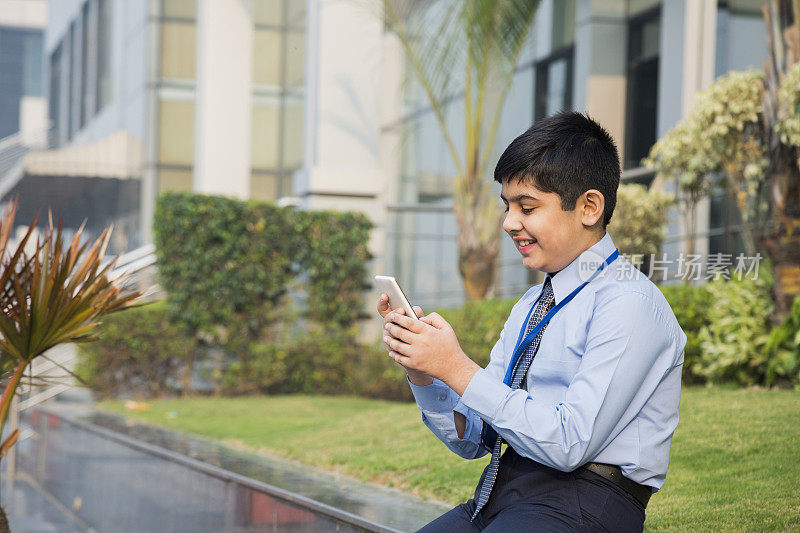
384, 0, 541, 300
0, 201, 141, 530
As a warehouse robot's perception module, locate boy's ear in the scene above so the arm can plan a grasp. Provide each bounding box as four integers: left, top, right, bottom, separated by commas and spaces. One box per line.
579, 189, 605, 228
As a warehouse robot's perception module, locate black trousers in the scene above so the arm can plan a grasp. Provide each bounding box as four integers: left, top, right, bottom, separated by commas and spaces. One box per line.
418, 447, 646, 532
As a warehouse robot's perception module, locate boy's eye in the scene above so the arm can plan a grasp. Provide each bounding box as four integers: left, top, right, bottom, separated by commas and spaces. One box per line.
503, 204, 509, 213
521, 207, 534, 214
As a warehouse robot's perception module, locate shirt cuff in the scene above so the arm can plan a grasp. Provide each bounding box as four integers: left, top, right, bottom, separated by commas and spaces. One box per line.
408, 377, 456, 411
460, 368, 512, 421
454, 400, 482, 443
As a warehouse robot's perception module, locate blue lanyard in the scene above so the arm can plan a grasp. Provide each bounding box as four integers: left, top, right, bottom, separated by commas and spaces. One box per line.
502, 249, 620, 386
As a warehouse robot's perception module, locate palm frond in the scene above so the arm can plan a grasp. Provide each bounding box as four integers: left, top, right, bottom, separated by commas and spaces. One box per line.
0, 202, 143, 456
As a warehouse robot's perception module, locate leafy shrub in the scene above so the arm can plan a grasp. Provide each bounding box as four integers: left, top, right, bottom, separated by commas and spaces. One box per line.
659, 283, 713, 384
153, 192, 373, 394
611, 184, 675, 258
765, 295, 800, 387
439, 298, 517, 367
697, 271, 774, 386
220, 330, 412, 401
154, 193, 295, 341
76, 301, 195, 398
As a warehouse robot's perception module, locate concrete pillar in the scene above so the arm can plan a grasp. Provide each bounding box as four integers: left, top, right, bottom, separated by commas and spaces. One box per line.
299, 0, 400, 341
141, 0, 161, 245
680, 0, 716, 261
295, 0, 383, 215
574, 0, 628, 162
193, 0, 252, 199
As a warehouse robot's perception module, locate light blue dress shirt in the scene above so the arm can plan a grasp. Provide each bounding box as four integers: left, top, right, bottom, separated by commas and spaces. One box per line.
409, 232, 686, 490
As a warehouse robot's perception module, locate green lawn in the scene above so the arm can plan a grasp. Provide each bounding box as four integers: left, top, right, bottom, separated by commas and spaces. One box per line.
99, 386, 800, 531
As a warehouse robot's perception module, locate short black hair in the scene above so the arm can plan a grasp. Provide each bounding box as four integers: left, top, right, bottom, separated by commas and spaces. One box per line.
494, 112, 620, 228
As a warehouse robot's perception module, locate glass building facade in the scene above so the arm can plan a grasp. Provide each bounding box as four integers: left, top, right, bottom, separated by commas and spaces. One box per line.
45, 0, 307, 203
154, 0, 306, 200
47, 0, 111, 148
33, 0, 772, 304
385, 0, 769, 308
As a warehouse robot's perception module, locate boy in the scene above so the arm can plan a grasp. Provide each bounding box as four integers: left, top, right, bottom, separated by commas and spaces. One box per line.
378, 112, 685, 532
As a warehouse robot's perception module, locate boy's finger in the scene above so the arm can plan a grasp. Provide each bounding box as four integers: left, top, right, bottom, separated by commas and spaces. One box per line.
387, 350, 408, 364
421, 312, 447, 329
412, 305, 423, 318
391, 312, 425, 333
377, 294, 391, 317
385, 322, 414, 343
384, 335, 411, 355
383, 306, 403, 321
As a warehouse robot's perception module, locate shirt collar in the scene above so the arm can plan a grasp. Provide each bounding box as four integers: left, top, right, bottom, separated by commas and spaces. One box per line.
544, 232, 617, 305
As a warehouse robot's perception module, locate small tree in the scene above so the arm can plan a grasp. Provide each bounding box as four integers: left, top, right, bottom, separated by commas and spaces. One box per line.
383, 0, 541, 300
645, 70, 766, 257
646, 0, 800, 318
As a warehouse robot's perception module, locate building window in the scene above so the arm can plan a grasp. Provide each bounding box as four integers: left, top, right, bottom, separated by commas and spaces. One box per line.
68, 22, 77, 138
79, 2, 90, 128
534, 46, 574, 121
48, 43, 62, 145
96, 0, 112, 113
160, 22, 196, 79
0, 27, 43, 138
251, 102, 281, 170
21, 31, 44, 98
253, 28, 282, 87
708, 190, 748, 256
250, 171, 284, 201
158, 100, 194, 165
551, 0, 576, 50
250, 0, 307, 193
624, 7, 660, 169
162, 0, 195, 20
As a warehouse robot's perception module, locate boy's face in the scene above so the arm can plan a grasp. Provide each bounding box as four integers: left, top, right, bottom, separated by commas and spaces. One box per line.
501, 179, 604, 274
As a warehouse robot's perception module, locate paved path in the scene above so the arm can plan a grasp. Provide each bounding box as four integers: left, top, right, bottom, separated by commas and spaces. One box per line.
4, 397, 448, 532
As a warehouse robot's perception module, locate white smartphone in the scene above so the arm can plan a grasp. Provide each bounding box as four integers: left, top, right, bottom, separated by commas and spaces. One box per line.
374, 275, 419, 319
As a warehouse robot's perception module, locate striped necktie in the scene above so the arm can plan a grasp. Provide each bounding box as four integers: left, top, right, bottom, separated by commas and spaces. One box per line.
471, 277, 556, 521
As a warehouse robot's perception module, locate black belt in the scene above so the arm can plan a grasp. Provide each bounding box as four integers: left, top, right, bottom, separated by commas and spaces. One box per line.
584, 463, 652, 509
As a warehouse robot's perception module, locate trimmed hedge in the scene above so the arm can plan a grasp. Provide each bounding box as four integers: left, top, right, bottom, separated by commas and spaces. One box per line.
154, 193, 372, 332
153, 194, 294, 342
294, 211, 374, 327
152, 192, 373, 394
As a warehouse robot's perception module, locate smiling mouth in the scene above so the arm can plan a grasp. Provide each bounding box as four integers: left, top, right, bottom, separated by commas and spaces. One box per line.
517, 239, 537, 253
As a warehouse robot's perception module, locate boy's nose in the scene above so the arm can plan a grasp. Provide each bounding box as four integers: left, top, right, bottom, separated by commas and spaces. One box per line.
502, 212, 522, 233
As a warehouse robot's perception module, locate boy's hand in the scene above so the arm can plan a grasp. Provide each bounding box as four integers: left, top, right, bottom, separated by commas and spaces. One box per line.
377, 292, 422, 319
384, 311, 479, 396
377, 294, 430, 385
